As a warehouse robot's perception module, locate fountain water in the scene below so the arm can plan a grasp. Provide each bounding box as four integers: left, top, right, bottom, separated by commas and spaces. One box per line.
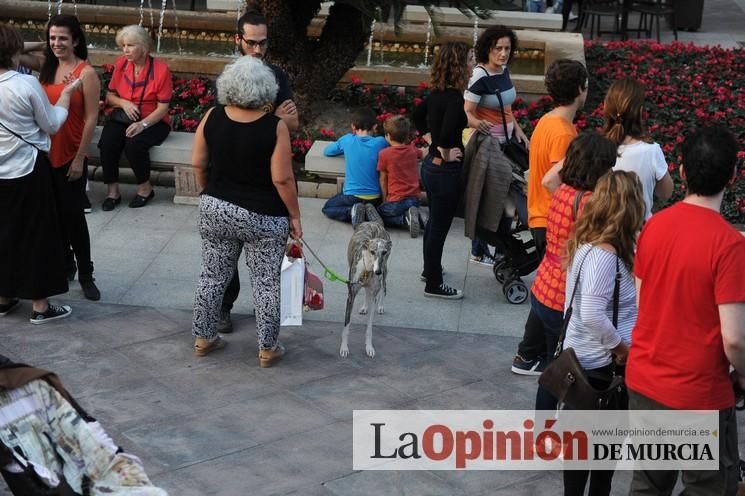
139, 0, 145, 25
47, 0, 52, 20
170, 0, 182, 54
472, 16, 479, 48
56, 0, 62, 15
366, 18, 375, 67
72, 0, 77, 18
147, 0, 154, 28
423, 16, 432, 66
156, 0, 167, 52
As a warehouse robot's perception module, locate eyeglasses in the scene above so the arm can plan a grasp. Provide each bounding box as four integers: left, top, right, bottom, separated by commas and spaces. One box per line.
238, 36, 268, 50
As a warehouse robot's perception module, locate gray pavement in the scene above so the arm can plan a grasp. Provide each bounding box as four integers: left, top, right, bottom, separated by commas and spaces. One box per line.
1, 181, 744, 495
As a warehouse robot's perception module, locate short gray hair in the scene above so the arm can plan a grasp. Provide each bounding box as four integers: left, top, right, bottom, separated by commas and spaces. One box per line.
216, 56, 278, 110
116, 25, 152, 54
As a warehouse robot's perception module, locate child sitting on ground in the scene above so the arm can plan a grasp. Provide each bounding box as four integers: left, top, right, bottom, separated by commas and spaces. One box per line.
321, 108, 388, 226
376, 115, 425, 238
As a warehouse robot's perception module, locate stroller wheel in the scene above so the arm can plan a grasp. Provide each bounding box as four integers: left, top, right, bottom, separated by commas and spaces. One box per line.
493, 260, 508, 284
503, 280, 528, 304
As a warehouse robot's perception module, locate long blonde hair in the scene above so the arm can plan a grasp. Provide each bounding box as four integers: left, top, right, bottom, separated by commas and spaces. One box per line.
566, 171, 646, 270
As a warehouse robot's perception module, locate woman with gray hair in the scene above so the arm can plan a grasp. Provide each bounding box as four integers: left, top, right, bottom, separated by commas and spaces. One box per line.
98, 24, 172, 210
191, 56, 302, 366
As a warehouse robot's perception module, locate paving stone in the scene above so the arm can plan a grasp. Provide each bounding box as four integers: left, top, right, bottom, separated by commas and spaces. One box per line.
323, 470, 460, 496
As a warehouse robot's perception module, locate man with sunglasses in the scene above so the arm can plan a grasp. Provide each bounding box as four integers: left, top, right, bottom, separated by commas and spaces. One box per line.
216, 9, 299, 333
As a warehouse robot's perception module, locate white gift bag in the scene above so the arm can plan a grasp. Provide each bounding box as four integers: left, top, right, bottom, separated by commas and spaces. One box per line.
280, 255, 304, 326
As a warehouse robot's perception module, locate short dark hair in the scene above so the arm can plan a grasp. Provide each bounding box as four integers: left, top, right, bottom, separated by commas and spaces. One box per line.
237, 9, 267, 33
681, 125, 738, 196
474, 25, 517, 65
559, 131, 617, 191
0, 22, 23, 70
352, 108, 377, 132
40, 15, 88, 85
544, 59, 588, 106
384, 115, 410, 143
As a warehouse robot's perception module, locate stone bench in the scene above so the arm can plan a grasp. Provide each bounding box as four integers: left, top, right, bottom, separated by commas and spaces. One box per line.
86, 125, 200, 204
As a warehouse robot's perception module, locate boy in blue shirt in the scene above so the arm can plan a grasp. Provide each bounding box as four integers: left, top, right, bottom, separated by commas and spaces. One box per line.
321, 108, 388, 226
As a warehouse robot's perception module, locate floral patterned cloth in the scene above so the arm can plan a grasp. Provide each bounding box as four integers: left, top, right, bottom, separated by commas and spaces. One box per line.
0, 380, 167, 495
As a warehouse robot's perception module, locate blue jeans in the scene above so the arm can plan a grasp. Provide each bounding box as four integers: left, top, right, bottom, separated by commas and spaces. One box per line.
421, 156, 463, 289
530, 292, 564, 411
321, 193, 379, 222
471, 238, 493, 258
378, 197, 419, 227
527, 0, 544, 12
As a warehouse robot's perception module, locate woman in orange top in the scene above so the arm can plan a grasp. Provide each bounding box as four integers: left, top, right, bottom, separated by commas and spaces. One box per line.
39, 15, 101, 300
527, 132, 617, 410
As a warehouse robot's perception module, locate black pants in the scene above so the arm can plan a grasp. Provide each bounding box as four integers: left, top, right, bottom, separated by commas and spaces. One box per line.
221, 267, 240, 312
50, 161, 93, 278
98, 120, 170, 185
421, 156, 463, 290
628, 390, 740, 496
562, 363, 625, 496
516, 227, 547, 361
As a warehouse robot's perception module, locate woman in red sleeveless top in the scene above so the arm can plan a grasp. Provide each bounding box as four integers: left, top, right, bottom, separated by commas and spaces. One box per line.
38, 15, 101, 300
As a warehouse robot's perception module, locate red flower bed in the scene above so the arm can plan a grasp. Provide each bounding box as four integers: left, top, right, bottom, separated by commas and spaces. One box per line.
99, 41, 743, 223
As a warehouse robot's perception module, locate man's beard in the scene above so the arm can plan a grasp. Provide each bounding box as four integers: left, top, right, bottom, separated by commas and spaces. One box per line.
238, 44, 263, 59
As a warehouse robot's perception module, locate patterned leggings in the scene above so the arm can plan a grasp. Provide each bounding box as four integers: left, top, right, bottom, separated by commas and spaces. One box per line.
192, 195, 288, 349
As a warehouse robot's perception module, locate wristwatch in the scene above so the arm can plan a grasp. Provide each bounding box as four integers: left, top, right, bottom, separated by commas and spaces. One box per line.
141, 121, 149, 128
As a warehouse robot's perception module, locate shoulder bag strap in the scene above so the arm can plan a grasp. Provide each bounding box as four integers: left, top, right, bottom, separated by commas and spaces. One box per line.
492, 77, 512, 141
0, 120, 42, 152
133, 56, 154, 112
475, 66, 511, 140
554, 247, 593, 357
612, 256, 620, 328
571, 190, 589, 221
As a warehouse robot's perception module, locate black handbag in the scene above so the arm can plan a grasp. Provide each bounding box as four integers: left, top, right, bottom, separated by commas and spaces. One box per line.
538, 250, 627, 410
108, 56, 153, 126
493, 80, 529, 172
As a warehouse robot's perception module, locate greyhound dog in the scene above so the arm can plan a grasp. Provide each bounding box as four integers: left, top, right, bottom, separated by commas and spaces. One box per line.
339, 219, 392, 358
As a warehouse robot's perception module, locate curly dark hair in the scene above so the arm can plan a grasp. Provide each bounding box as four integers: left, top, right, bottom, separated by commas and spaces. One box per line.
559, 131, 617, 191
544, 59, 588, 106
474, 25, 517, 65
430, 41, 469, 92
0, 22, 23, 70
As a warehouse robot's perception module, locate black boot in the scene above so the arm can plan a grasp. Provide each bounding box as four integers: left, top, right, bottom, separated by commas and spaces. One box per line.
78, 262, 101, 301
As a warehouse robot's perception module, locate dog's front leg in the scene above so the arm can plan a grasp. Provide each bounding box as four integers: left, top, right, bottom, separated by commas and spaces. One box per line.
376, 285, 385, 315
340, 284, 358, 358
364, 287, 376, 358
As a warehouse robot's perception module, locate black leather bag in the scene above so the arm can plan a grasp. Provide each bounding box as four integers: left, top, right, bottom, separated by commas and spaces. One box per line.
538, 251, 627, 410
108, 56, 153, 127
108, 108, 137, 125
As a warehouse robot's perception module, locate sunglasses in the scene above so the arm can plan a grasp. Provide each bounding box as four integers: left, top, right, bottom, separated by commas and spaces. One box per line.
238, 36, 268, 50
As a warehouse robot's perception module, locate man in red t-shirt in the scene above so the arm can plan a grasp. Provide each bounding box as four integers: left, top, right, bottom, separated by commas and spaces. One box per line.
627, 126, 745, 494
376, 116, 425, 238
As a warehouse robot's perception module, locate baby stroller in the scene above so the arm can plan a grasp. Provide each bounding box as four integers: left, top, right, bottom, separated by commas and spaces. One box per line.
476, 174, 540, 304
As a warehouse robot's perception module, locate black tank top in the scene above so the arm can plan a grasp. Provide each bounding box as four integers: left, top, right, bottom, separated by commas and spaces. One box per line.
202, 105, 288, 217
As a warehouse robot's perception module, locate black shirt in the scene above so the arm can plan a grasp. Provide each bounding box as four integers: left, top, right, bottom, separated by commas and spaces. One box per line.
413, 88, 468, 160
268, 64, 293, 110
202, 105, 288, 217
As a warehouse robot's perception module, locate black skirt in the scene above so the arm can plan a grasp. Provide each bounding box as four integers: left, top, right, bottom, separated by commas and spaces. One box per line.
0, 152, 68, 299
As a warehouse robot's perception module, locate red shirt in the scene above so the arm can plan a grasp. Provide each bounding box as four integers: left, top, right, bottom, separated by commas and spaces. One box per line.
532, 184, 589, 311
627, 202, 745, 410
376, 144, 421, 203
108, 55, 173, 124
43, 62, 87, 168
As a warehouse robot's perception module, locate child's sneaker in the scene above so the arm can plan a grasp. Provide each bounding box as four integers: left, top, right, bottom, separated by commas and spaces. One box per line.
351, 203, 366, 228
30, 304, 72, 325
405, 206, 420, 238
469, 253, 498, 267
364, 203, 383, 225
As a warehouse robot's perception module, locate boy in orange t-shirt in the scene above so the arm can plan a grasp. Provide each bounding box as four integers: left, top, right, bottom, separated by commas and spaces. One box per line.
526, 59, 587, 259
512, 59, 589, 376
376, 116, 425, 238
